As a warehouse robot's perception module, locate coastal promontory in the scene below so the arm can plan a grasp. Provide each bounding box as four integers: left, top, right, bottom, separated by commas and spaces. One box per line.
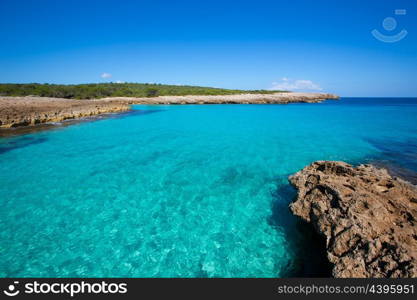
289, 161, 417, 278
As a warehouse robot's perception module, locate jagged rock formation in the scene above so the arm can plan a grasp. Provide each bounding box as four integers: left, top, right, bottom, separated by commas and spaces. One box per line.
289, 161, 417, 278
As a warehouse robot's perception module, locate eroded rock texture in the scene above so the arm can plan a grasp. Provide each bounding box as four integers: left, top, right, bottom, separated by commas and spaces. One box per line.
289, 161, 417, 278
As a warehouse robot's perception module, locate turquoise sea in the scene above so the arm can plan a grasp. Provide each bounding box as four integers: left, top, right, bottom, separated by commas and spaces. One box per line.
1, 97, 416, 277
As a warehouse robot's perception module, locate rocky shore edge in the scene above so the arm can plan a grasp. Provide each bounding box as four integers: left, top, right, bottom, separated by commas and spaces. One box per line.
0, 92, 338, 128
104, 92, 339, 105
0, 97, 130, 128
289, 161, 417, 278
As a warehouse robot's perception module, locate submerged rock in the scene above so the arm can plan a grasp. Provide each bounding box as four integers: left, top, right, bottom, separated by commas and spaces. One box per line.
289, 161, 417, 278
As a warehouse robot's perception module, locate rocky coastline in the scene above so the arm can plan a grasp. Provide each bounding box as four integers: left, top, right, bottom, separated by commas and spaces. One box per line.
104, 92, 339, 105
289, 161, 417, 278
0, 92, 338, 129
0, 97, 129, 128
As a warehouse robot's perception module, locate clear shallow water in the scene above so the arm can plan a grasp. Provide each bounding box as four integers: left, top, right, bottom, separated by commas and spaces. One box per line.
0, 98, 416, 277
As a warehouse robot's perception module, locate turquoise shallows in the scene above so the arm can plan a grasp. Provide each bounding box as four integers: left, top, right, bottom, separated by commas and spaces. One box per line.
1, 98, 417, 277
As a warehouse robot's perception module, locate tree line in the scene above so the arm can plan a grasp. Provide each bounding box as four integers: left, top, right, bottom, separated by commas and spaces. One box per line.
0, 83, 281, 99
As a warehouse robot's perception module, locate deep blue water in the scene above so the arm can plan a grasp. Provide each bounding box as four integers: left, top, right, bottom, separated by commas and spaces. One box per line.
0, 97, 416, 277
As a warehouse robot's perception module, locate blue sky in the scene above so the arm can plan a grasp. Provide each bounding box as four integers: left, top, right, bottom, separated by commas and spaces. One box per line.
0, 0, 416, 96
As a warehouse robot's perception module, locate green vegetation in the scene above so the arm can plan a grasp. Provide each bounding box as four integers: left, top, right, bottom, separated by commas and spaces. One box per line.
0, 83, 282, 99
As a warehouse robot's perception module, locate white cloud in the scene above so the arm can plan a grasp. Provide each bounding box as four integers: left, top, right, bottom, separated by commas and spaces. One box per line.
270, 78, 322, 91
115, 80, 125, 84
101, 72, 112, 79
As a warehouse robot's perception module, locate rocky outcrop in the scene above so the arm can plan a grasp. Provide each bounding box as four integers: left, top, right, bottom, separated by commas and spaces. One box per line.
0, 97, 130, 128
289, 161, 417, 278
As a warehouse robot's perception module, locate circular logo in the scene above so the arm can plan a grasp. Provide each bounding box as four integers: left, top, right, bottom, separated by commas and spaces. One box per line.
382, 17, 397, 31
